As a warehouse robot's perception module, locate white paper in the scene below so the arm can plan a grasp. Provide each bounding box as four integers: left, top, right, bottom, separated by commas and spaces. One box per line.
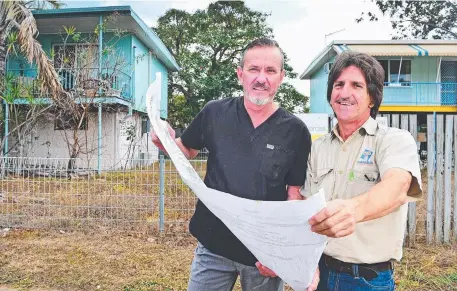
146, 73, 327, 291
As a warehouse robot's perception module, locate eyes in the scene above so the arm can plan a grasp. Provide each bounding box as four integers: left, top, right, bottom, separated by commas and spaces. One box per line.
333, 82, 364, 89
248, 67, 278, 74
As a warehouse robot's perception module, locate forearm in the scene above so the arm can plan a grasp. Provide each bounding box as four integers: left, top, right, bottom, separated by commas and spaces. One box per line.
158, 138, 199, 160
176, 138, 199, 159
351, 169, 411, 222
287, 185, 303, 201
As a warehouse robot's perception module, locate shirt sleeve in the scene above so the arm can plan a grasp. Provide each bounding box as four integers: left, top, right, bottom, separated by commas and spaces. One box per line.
300, 154, 313, 198
285, 125, 312, 186
180, 102, 212, 150
376, 128, 423, 199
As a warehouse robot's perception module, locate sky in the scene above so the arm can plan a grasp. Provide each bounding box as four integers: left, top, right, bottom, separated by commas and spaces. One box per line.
62, 0, 394, 96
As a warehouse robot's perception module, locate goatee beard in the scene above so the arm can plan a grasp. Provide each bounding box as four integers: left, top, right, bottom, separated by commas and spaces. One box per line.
246, 93, 273, 106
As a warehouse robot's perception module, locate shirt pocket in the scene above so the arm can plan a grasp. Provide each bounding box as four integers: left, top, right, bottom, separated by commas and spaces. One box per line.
309, 168, 334, 197
345, 170, 379, 198
259, 145, 295, 181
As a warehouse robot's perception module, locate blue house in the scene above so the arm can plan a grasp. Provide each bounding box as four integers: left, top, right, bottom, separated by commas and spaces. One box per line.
301, 40, 457, 116
5, 6, 179, 170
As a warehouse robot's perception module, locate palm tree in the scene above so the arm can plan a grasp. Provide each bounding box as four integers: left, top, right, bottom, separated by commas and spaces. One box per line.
0, 0, 65, 98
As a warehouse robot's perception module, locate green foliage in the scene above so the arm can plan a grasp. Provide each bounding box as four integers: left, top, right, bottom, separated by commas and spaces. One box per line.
357, 0, 457, 39
155, 1, 308, 127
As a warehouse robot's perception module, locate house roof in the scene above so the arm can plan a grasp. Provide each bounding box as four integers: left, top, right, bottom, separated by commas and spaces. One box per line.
300, 40, 457, 79
33, 6, 180, 72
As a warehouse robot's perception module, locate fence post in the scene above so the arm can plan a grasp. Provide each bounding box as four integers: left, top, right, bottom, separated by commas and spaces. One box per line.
159, 154, 165, 233
435, 114, 444, 243
400, 114, 410, 242
454, 116, 457, 241
408, 114, 417, 246
427, 114, 435, 244
391, 114, 399, 128
444, 115, 453, 243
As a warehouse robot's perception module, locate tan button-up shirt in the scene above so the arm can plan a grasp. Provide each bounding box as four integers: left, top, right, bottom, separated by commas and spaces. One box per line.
301, 117, 422, 264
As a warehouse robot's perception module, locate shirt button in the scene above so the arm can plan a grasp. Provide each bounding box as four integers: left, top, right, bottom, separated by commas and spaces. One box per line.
338, 170, 343, 175
343, 147, 347, 152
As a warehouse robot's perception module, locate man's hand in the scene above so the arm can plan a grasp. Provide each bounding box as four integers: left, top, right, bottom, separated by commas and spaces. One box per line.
255, 262, 277, 277
309, 199, 357, 238
256, 262, 320, 290
307, 268, 319, 291
150, 122, 175, 152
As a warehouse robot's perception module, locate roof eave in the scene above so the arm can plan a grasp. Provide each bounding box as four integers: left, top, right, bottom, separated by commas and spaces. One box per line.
32, 6, 180, 72
130, 10, 180, 71
300, 45, 335, 79
32, 6, 131, 17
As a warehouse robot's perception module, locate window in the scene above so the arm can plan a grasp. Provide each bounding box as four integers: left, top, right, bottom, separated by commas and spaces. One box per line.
141, 117, 149, 135
324, 62, 333, 74
53, 44, 99, 69
378, 59, 411, 86
53, 44, 99, 91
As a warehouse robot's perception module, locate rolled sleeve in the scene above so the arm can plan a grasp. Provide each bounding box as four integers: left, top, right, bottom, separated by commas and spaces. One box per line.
376, 128, 422, 199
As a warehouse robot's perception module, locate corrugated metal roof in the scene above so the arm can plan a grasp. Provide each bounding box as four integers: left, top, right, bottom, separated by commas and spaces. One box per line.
337, 44, 421, 56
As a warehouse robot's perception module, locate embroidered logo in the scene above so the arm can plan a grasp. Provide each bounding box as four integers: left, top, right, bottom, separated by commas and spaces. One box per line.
357, 149, 374, 165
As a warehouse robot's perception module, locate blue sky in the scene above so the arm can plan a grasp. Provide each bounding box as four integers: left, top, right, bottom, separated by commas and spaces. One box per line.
63, 0, 393, 95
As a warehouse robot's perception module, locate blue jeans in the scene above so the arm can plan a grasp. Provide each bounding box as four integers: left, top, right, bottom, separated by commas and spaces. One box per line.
317, 256, 395, 291
187, 242, 284, 291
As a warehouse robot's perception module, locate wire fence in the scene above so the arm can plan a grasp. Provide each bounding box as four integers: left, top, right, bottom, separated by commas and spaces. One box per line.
0, 145, 432, 245
0, 155, 204, 233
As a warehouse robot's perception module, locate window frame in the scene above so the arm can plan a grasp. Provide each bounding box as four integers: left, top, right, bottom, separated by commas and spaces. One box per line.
377, 58, 413, 86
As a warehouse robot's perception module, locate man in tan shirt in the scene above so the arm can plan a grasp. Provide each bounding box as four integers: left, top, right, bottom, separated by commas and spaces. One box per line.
302, 51, 422, 290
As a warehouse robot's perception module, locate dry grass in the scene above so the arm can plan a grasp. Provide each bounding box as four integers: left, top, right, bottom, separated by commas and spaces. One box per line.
0, 168, 456, 290
0, 229, 456, 291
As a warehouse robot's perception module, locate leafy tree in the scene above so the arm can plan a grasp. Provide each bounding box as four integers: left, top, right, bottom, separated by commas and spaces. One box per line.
357, 0, 457, 39
155, 1, 308, 128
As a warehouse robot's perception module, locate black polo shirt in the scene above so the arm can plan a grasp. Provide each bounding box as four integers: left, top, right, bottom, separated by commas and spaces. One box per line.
180, 97, 311, 266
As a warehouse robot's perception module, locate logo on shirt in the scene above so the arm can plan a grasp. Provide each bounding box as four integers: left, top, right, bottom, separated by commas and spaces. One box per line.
266, 144, 275, 150
357, 149, 374, 165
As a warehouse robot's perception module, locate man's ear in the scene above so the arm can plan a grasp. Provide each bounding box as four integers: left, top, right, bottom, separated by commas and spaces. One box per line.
237, 66, 243, 83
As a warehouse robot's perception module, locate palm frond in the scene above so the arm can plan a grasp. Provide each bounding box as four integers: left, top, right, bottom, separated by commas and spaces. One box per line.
16, 3, 65, 100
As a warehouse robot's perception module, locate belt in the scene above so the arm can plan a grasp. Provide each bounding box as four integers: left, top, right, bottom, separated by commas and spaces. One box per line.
323, 254, 393, 281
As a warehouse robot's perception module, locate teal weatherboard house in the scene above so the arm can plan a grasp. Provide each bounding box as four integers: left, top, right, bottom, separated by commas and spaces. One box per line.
301, 40, 457, 115
5, 6, 179, 169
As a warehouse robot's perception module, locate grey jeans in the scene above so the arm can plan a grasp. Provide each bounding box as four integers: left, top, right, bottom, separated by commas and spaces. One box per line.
187, 242, 284, 291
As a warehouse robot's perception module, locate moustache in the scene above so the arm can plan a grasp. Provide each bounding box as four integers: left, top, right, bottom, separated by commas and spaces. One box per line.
252, 83, 269, 90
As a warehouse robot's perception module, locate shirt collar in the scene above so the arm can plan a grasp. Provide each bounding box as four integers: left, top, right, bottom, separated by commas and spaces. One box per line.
331, 117, 378, 140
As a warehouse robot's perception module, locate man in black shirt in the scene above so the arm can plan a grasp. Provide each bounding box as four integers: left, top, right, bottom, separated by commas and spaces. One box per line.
152, 38, 316, 291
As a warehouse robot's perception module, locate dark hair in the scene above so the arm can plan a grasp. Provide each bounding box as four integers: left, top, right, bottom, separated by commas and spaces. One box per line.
240, 38, 284, 69
327, 51, 385, 118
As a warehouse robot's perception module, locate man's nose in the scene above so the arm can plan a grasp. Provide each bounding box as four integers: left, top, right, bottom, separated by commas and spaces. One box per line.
340, 83, 352, 97
255, 70, 267, 83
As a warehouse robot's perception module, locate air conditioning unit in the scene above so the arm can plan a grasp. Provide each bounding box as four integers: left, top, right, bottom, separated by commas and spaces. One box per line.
324, 62, 333, 74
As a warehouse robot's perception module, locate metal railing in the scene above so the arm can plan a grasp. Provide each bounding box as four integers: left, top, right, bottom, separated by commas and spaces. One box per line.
383, 82, 457, 106
7, 67, 132, 100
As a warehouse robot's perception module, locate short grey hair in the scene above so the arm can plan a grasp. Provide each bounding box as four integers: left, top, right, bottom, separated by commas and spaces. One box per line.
239, 38, 284, 69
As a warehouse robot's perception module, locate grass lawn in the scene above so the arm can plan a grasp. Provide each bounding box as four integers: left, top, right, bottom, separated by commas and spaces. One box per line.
0, 229, 456, 291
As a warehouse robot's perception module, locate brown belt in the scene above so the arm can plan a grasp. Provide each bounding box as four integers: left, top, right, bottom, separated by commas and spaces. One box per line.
323, 254, 393, 281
